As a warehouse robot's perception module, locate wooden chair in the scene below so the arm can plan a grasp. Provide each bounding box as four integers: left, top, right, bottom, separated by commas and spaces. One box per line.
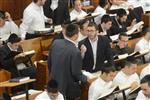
136, 63, 149, 75
0, 69, 11, 94
128, 37, 141, 49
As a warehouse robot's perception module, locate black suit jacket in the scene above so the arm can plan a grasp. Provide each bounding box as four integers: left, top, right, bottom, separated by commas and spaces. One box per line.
0, 45, 20, 77
109, 16, 127, 35
43, 0, 70, 25
48, 39, 87, 98
78, 36, 114, 72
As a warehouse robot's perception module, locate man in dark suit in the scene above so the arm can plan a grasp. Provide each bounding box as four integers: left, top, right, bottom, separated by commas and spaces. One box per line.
78, 22, 113, 73
0, 34, 36, 78
43, 0, 70, 25
48, 24, 88, 99
110, 9, 136, 35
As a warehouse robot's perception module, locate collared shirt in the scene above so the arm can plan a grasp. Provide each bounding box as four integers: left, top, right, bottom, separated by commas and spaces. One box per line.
94, 6, 106, 25
0, 21, 18, 41
35, 91, 64, 100
113, 71, 140, 97
135, 38, 150, 62
88, 77, 113, 100
70, 9, 87, 21
136, 90, 150, 100
89, 36, 98, 70
50, 0, 58, 11
7, 43, 18, 52
100, 24, 107, 35
140, 64, 150, 79
20, 2, 48, 39
65, 37, 78, 48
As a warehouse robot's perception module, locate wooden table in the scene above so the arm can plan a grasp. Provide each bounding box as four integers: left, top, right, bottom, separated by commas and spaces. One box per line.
142, 13, 150, 26
0, 79, 36, 100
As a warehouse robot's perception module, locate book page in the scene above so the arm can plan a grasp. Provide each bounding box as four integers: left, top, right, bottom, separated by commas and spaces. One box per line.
82, 70, 96, 79
34, 28, 52, 32
139, 49, 150, 54
110, 34, 119, 41
54, 25, 62, 33
126, 21, 144, 35
91, 12, 100, 17
118, 54, 128, 59
24, 50, 35, 55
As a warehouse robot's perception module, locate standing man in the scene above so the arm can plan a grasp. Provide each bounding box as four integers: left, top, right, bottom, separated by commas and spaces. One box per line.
43, 0, 70, 25
48, 24, 88, 99
20, 0, 52, 39
78, 22, 113, 73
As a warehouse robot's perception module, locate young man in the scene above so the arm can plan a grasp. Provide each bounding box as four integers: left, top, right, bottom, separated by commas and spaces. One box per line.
113, 33, 134, 56
135, 27, 150, 63
70, 0, 87, 21
136, 75, 150, 100
20, 0, 52, 39
113, 58, 140, 98
78, 22, 113, 72
98, 14, 112, 37
48, 24, 88, 99
0, 34, 36, 78
35, 79, 64, 100
0, 11, 18, 43
88, 64, 117, 100
94, 0, 109, 25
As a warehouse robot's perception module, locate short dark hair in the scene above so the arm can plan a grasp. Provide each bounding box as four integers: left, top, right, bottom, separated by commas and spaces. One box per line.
0, 11, 5, 19
87, 22, 98, 30
122, 56, 137, 68
47, 79, 58, 93
117, 9, 127, 17
65, 24, 79, 37
99, 0, 108, 8
101, 14, 112, 24
8, 33, 21, 44
79, 19, 89, 30
141, 75, 150, 86
101, 63, 116, 74
118, 33, 128, 40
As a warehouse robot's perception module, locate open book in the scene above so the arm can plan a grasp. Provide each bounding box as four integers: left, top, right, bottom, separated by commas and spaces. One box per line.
98, 86, 120, 100
82, 70, 101, 79
54, 25, 62, 33
23, 50, 35, 56
34, 27, 54, 34
126, 21, 144, 35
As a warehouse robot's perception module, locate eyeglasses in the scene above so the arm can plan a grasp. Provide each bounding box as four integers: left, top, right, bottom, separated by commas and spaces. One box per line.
87, 30, 96, 32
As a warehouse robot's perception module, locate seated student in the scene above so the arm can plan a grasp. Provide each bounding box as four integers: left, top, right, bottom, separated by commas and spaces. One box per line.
70, 0, 87, 21
35, 79, 64, 100
0, 11, 18, 44
140, 64, 150, 80
136, 75, 150, 100
78, 22, 113, 72
77, 19, 89, 43
109, 9, 136, 35
98, 14, 112, 37
113, 57, 140, 98
0, 33, 36, 78
94, 0, 109, 25
88, 64, 117, 100
113, 33, 134, 56
135, 27, 150, 63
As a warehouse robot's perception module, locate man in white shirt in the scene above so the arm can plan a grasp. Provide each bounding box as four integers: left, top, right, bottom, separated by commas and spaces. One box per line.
135, 28, 150, 63
113, 58, 140, 98
94, 0, 109, 25
140, 64, 150, 80
20, 0, 52, 40
136, 75, 150, 100
0, 11, 18, 43
88, 64, 117, 100
70, 0, 87, 21
35, 79, 64, 100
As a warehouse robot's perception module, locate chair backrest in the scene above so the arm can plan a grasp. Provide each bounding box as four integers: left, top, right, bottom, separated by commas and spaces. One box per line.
0, 69, 11, 94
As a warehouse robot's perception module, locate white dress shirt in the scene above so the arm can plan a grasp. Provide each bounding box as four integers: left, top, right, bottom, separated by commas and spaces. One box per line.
34, 91, 64, 100
113, 71, 140, 99
0, 21, 18, 41
94, 6, 106, 25
136, 90, 150, 100
135, 38, 150, 62
20, 2, 48, 39
89, 37, 98, 70
70, 9, 87, 21
88, 77, 113, 100
140, 64, 150, 79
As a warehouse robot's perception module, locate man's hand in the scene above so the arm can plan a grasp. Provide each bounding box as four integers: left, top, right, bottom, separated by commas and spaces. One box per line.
47, 18, 53, 24
14, 52, 25, 59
